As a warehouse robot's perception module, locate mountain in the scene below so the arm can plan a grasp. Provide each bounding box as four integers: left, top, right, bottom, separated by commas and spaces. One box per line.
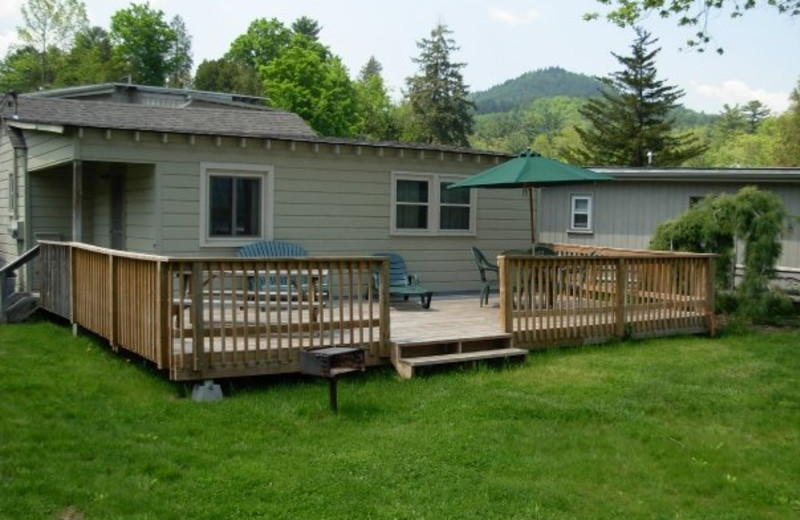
470, 67, 603, 114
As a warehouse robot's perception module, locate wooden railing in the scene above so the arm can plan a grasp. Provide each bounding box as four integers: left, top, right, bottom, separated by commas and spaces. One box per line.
37, 242, 391, 381
499, 251, 715, 349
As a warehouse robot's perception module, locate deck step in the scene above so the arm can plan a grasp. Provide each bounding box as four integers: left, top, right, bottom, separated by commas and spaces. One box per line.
391, 333, 526, 378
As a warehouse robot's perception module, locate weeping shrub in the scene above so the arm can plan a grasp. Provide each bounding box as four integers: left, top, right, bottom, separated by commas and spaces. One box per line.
650, 186, 791, 323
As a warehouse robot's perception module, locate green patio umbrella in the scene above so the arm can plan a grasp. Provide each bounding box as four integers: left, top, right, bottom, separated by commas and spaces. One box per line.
448, 150, 614, 244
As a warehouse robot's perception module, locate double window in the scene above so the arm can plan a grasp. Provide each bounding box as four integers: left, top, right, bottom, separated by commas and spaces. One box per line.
391, 172, 476, 235
200, 163, 273, 246
570, 194, 593, 232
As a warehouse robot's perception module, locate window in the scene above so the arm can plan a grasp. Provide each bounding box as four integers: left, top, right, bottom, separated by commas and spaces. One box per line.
570, 194, 593, 232
200, 163, 273, 247
391, 172, 476, 235
689, 196, 705, 208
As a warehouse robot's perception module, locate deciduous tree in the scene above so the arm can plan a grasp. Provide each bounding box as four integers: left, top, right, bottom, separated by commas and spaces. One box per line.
109, 3, 182, 86
354, 57, 398, 140
586, 0, 800, 53
16, 0, 88, 86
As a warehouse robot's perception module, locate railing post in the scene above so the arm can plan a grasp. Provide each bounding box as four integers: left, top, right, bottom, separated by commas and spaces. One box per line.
379, 258, 390, 358
157, 261, 171, 369
190, 262, 206, 372
499, 256, 513, 335
705, 256, 717, 336
615, 258, 627, 338
109, 254, 118, 350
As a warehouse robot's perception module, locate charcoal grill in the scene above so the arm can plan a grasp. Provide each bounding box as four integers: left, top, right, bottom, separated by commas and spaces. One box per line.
299, 346, 365, 412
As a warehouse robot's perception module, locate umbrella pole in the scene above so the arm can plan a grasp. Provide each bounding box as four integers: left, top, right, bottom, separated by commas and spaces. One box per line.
528, 188, 536, 244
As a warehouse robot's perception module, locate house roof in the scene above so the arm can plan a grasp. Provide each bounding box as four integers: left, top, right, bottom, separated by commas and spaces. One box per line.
3, 93, 509, 158
593, 167, 800, 183
24, 82, 270, 107
7, 96, 318, 140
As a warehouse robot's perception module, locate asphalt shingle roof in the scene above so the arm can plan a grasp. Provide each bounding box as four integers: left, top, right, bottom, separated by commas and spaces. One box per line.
9, 96, 318, 140
3, 94, 509, 158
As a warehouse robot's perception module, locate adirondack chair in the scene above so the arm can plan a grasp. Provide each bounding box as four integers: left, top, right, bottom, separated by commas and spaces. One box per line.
372, 253, 433, 309
236, 241, 328, 300
471, 246, 498, 307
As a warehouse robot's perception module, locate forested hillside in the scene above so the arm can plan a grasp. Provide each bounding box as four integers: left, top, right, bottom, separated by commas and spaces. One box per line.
470, 67, 603, 114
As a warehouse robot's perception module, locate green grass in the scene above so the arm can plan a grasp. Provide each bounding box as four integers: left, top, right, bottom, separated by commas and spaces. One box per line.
1, 320, 799, 519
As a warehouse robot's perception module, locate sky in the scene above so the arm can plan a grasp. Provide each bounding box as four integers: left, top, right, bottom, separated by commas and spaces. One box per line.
1, 0, 798, 114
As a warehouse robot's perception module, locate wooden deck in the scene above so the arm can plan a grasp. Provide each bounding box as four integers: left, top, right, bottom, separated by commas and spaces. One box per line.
36, 242, 715, 381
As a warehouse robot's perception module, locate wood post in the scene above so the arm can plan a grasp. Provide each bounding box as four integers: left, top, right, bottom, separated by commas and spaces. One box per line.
615, 258, 627, 338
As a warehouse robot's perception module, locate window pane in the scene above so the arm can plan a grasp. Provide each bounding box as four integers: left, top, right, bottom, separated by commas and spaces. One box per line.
397, 205, 428, 229
574, 198, 589, 212
397, 180, 429, 203
235, 178, 260, 236
440, 182, 470, 204
573, 214, 589, 229
440, 206, 470, 230
210, 176, 233, 236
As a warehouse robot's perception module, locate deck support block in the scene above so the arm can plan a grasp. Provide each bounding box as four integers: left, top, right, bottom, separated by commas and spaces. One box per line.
191, 380, 223, 402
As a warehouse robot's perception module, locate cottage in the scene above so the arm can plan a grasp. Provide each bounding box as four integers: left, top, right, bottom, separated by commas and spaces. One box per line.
0, 84, 532, 293
537, 167, 800, 289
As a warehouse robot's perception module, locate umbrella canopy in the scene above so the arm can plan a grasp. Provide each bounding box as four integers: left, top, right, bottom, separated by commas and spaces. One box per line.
448, 150, 614, 243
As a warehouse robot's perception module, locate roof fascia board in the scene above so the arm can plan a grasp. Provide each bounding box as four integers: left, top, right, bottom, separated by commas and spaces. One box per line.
7, 121, 65, 134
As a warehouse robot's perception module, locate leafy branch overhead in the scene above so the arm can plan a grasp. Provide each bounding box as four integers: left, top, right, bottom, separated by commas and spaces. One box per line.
586, 0, 800, 53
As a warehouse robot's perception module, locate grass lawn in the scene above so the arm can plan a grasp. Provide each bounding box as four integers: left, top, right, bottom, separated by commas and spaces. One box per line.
1, 320, 799, 519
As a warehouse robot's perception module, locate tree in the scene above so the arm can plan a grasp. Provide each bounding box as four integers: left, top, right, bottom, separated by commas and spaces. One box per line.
56, 26, 119, 86
742, 100, 770, 133
565, 27, 706, 166
0, 45, 52, 92
354, 57, 398, 140
193, 58, 261, 96
109, 3, 180, 86
775, 79, 800, 165
404, 23, 475, 146
650, 186, 790, 323
226, 18, 292, 70
262, 36, 360, 136
166, 15, 193, 88
291, 16, 322, 41
16, 0, 88, 86
717, 103, 747, 135
586, 0, 800, 53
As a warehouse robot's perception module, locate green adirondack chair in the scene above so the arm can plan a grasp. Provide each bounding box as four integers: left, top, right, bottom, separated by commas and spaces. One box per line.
372, 253, 433, 309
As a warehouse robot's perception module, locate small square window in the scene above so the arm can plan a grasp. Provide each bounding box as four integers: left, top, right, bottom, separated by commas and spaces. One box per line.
391, 173, 476, 235
570, 195, 593, 232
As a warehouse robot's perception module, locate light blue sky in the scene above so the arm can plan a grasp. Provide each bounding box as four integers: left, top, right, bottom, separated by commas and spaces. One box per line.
1, 0, 797, 114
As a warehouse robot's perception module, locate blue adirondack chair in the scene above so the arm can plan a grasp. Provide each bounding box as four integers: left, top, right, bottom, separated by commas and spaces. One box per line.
372, 253, 433, 309
236, 241, 327, 300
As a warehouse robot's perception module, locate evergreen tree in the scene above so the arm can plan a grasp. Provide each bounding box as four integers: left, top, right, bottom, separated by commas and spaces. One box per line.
565, 27, 706, 166
742, 100, 770, 133
291, 16, 322, 41
166, 15, 193, 88
354, 57, 399, 140
404, 23, 474, 146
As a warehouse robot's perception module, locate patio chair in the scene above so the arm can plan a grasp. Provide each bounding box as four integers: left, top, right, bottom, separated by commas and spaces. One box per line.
471, 246, 499, 307
236, 241, 328, 300
372, 253, 433, 309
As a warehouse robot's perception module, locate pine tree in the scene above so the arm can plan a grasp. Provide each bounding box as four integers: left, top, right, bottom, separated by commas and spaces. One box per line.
404, 23, 474, 147
565, 27, 706, 166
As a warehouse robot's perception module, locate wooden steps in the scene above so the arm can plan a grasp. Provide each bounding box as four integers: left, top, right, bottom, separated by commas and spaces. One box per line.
391, 334, 527, 379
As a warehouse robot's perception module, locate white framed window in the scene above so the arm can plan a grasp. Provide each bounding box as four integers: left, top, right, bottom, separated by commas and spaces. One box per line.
569, 194, 593, 232
200, 162, 274, 247
391, 172, 476, 236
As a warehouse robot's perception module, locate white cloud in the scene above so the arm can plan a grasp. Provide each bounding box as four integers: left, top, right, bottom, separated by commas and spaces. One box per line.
693, 80, 790, 113
0, 30, 18, 56
0, 0, 23, 20
488, 8, 540, 26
